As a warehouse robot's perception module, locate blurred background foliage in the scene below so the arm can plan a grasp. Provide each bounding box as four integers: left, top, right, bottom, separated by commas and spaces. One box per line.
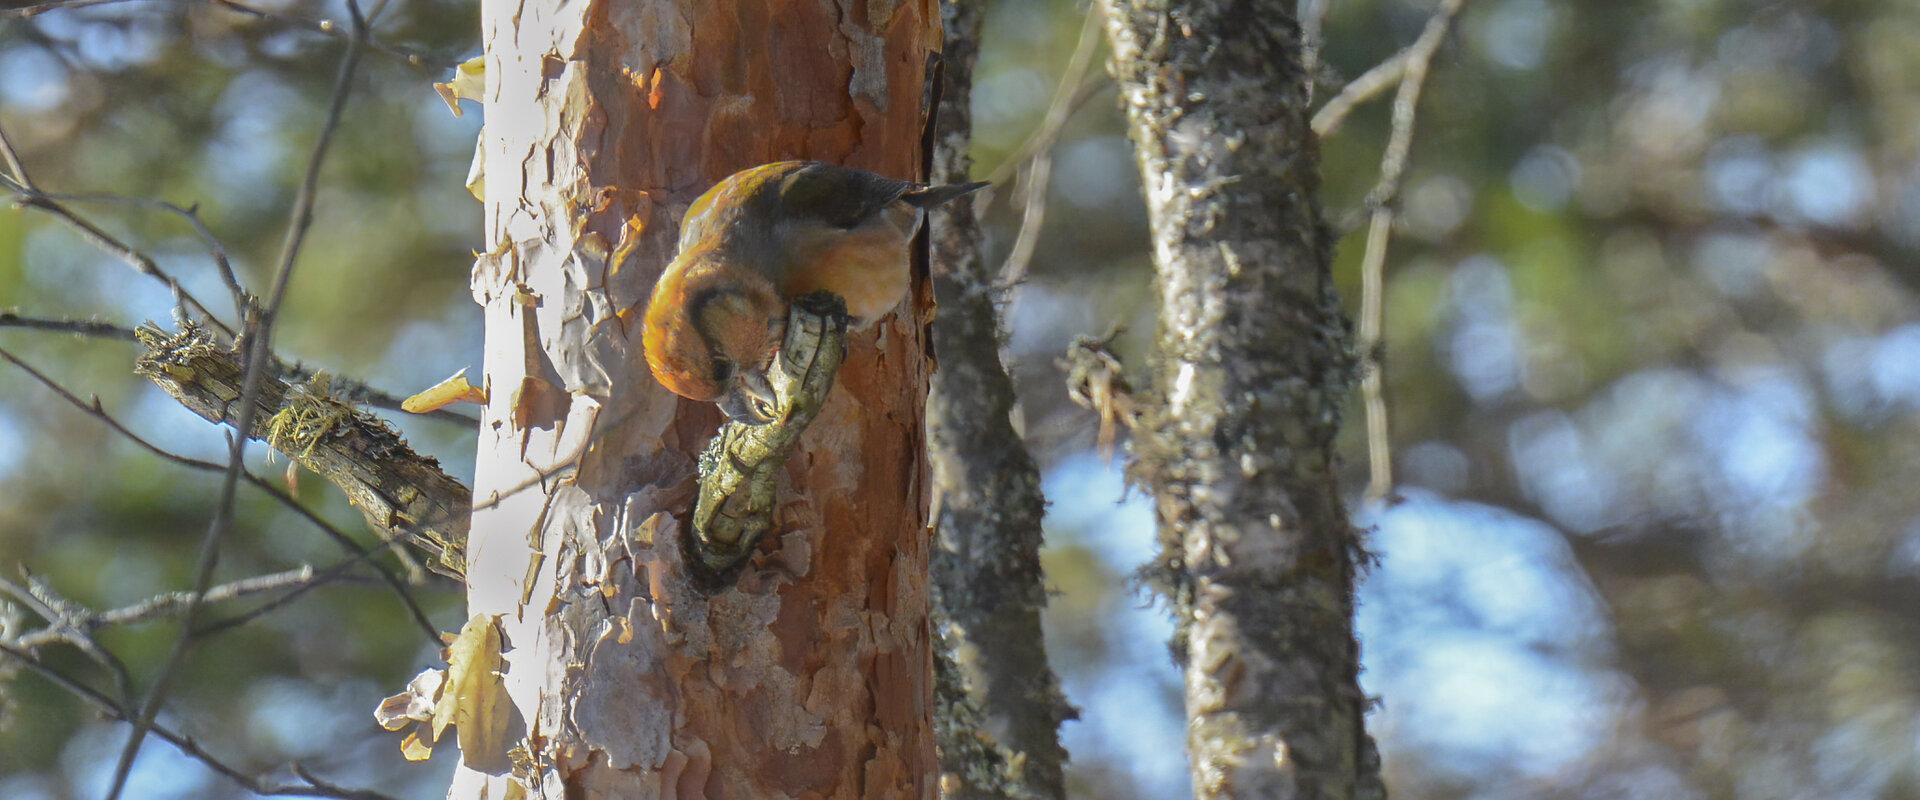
2, 0, 1918, 798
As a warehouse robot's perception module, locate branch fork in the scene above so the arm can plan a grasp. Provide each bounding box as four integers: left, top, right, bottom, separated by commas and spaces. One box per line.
692, 292, 849, 577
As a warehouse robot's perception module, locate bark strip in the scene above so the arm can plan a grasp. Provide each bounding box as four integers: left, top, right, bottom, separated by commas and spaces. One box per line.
1098, 1, 1385, 798
926, 1, 1073, 797
134, 322, 470, 578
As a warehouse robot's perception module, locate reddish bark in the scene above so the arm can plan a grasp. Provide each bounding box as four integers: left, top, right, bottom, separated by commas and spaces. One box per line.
456, 2, 940, 797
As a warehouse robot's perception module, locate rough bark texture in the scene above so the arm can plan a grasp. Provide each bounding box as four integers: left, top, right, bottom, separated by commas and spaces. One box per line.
454, 2, 941, 798
925, 2, 1071, 798
134, 323, 469, 577
1098, 2, 1385, 799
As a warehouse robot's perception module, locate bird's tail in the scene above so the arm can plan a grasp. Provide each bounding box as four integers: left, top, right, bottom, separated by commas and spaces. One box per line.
902, 180, 990, 208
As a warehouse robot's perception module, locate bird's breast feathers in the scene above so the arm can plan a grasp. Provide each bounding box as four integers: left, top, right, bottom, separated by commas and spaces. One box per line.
778, 202, 918, 324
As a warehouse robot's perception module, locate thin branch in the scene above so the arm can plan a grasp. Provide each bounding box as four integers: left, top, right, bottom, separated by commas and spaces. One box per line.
0, 310, 136, 339
0, 307, 477, 425
0, 172, 235, 339
0, 641, 401, 800
35, 190, 252, 321
109, 8, 369, 793
1311, 49, 1411, 138
8, 566, 312, 651
1355, 0, 1468, 503
190, 550, 394, 639
0, 344, 442, 639
1301, 0, 1332, 104
3, 0, 448, 69
0, 119, 35, 189
986, 7, 1106, 189
0, 572, 136, 707
993, 8, 1105, 288
205, 0, 445, 68
998, 148, 1054, 288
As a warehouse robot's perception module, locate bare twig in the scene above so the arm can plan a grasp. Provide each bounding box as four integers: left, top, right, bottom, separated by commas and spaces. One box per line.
998, 148, 1054, 287
189, 550, 396, 638
988, 8, 1106, 289
8, 566, 314, 651
206, 0, 443, 67
985, 7, 1106, 189
0, 572, 136, 707
0, 306, 476, 424
3, 0, 446, 69
1355, 0, 1469, 503
1301, 0, 1332, 104
0, 344, 441, 638
34, 190, 252, 320
0, 641, 401, 800
0, 172, 235, 339
0, 119, 34, 189
108, 8, 370, 794
1312, 49, 1413, 138
1062, 332, 1139, 457
0, 310, 136, 339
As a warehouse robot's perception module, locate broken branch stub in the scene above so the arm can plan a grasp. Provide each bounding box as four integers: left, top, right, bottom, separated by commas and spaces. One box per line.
133, 322, 471, 578
692, 294, 848, 577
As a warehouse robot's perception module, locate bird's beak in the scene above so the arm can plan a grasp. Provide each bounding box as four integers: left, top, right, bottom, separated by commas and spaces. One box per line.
717, 369, 779, 426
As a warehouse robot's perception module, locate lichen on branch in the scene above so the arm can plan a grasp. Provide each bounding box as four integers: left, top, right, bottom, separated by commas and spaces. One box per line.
692, 294, 848, 577
134, 322, 471, 578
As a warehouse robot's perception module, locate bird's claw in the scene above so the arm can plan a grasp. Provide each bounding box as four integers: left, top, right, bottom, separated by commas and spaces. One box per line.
794, 290, 852, 327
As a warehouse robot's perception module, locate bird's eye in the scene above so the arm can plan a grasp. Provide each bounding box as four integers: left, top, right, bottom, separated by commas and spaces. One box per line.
712, 358, 735, 383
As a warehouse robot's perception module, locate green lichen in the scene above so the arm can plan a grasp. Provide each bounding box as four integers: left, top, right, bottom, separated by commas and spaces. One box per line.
266, 372, 352, 461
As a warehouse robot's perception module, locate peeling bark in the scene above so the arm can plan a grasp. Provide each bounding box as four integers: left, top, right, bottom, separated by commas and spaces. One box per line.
1098, 2, 1386, 799
453, 1, 941, 798
925, 2, 1071, 798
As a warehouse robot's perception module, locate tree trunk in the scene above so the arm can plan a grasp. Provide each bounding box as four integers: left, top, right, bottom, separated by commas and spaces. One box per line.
455, 2, 941, 797
1098, 2, 1386, 799
925, 2, 1072, 799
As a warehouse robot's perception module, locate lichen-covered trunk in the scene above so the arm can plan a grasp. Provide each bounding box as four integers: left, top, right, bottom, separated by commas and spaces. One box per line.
457, 2, 940, 798
1099, 2, 1386, 799
924, 2, 1071, 798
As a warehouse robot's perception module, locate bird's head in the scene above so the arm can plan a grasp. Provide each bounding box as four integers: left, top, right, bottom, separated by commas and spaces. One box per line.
642, 252, 787, 425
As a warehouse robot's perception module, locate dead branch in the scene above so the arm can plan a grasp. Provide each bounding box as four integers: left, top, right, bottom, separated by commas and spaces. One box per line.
1062, 332, 1139, 458
1312, 49, 1412, 138
1355, 0, 1469, 503
0, 343, 442, 638
132, 322, 470, 577
2, 0, 446, 69
0, 641, 401, 800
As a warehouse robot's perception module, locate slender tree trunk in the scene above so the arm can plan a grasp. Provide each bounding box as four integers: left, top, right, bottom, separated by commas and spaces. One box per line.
1098, 2, 1386, 799
454, 2, 941, 797
926, 2, 1072, 798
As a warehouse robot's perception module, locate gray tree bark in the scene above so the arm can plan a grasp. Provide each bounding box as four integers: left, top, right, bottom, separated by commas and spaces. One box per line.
926, 2, 1072, 798
1097, 2, 1386, 799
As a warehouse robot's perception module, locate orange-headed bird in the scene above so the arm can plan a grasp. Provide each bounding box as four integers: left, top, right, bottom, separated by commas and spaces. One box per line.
643, 161, 986, 425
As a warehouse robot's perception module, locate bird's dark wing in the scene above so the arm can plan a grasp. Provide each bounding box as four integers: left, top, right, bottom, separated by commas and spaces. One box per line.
777, 163, 915, 229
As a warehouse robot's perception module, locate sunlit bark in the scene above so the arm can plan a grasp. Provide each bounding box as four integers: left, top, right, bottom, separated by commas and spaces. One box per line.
457, 2, 941, 796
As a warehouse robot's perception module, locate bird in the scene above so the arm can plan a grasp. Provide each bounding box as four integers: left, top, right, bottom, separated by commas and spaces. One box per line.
643, 160, 987, 426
